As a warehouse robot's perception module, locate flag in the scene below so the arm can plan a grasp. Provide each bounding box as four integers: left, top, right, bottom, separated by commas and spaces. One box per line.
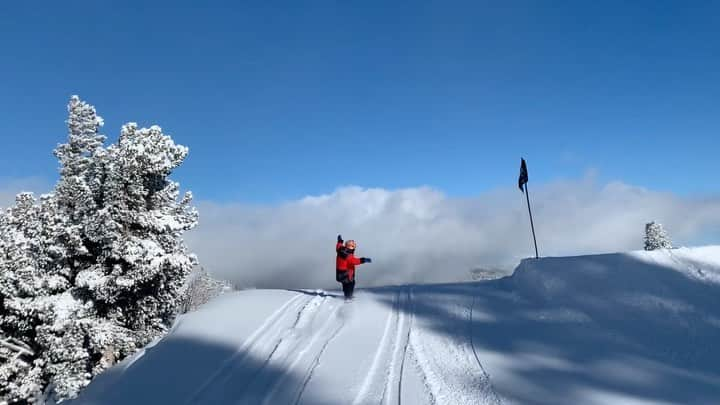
518, 158, 528, 191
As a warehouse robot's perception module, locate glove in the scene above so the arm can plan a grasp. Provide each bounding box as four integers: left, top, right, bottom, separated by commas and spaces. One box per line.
337, 234, 343, 243
361, 257, 372, 264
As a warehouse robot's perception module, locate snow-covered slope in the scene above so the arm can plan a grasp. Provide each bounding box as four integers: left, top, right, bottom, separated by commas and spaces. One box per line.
71, 247, 720, 405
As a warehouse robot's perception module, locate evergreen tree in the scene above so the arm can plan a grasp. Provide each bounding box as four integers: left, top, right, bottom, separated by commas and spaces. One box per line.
178, 266, 232, 314
0, 96, 198, 403
644, 221, 673, 251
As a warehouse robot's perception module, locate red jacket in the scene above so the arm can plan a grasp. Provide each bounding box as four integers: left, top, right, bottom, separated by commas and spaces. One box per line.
336, 242, 364, 281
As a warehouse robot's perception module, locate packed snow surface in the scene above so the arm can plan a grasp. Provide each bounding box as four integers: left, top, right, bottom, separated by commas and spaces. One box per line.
72, 246, 720, 404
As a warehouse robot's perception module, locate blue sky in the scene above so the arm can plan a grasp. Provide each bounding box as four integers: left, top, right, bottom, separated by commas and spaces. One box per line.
1, 1, 718, 203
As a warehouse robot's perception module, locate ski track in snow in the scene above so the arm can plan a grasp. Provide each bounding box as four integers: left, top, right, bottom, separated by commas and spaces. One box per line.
183, 293, 306, 405
469, 286, 503, 405
260, 296, 345, 405
183, 292, 348, 405
409, 288, 501, 405
351, 287, 416, 405
127, 286, 501, 405
232, 293, 337, 404
351, 290, 398, 405
393, 288, 414, 405
292, 312, 345, 405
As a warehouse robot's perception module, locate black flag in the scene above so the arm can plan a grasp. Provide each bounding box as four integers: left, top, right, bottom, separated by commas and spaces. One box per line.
518, 158, 528, 191
518, 157, 539, 258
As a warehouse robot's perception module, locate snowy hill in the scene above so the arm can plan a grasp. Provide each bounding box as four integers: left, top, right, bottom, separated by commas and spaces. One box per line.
71, 247, 720, 405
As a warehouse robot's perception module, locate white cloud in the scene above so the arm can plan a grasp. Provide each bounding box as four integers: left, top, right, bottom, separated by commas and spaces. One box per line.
3, 175, 717, 290
185, 176, 720, 290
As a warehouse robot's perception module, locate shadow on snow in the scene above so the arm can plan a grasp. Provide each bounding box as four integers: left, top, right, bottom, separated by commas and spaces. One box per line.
69, 334, 336, 405
369, 252, 720, 404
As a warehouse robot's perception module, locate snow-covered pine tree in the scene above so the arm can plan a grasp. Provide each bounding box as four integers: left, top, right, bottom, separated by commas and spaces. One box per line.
644, 221, 673, 251
178, 266, 232, 314
0, 96, 198, 403
0, 190, 78, 403
0, 192, 47, 404
69, 119, 199, 350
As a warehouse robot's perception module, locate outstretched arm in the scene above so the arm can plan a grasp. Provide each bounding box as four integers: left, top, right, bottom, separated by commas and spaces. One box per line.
348, 256, 372, 265
336, 234, 343, 252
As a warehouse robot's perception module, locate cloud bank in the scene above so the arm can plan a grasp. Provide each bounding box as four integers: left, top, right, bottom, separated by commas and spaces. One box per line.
185, 176, 720, 290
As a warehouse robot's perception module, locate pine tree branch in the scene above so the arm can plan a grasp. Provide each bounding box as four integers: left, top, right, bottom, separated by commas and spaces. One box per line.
0, 337, 35, 357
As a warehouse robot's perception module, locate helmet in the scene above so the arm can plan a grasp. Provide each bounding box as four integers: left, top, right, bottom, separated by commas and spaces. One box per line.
344, 240, 357, 250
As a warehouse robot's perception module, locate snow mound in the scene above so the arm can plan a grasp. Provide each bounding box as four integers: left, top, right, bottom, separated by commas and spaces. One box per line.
513, 246, 720, 303
485, 246, 720, 404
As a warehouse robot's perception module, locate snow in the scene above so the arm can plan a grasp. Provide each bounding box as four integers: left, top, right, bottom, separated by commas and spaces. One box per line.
71, 247, 720, 404
49, 291, 81, 327
74, 270, 107, 290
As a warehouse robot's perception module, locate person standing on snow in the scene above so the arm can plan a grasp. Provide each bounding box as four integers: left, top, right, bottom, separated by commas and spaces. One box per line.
336, 235, 372, 300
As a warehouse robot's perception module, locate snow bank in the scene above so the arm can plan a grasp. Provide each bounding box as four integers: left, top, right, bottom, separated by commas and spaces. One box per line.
512, 246, 720, 303
478, 246, 720, 404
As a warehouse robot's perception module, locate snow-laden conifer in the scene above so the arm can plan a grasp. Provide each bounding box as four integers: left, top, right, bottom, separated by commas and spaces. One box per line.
0, 96, 198, 403
644, 221, 673, 251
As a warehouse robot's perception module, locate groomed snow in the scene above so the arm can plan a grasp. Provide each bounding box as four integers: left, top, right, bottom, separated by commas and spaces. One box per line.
72, 246, 720, 405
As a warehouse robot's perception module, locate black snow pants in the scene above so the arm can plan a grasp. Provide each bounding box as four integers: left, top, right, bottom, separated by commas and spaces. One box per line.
336, 270, 356, 299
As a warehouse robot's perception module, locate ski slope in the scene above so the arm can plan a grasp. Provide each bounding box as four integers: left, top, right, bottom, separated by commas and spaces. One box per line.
72, 246, 720, 405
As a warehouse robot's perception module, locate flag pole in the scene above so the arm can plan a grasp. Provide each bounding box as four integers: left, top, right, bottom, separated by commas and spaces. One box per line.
524, 183, 539, 259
